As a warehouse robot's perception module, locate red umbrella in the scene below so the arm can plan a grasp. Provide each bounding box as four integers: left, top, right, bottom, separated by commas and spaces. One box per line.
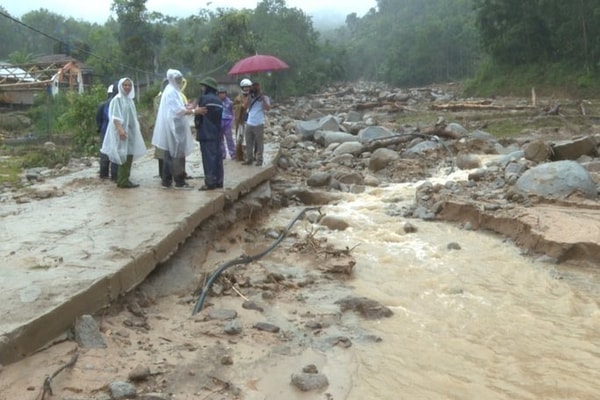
228, 54, 289, 75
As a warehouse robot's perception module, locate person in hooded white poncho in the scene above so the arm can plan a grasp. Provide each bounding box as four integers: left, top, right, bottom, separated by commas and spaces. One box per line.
151, 69, 198, 189
100, 77, 147, 188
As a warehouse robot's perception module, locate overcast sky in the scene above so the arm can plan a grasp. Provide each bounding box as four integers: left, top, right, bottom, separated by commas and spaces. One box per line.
3, 0, 376, 24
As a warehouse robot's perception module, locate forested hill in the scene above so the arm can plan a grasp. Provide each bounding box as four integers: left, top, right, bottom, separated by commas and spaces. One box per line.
1, 0, 599, 97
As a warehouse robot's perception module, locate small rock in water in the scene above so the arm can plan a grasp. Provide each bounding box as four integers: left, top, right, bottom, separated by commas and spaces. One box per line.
447, 242, 461, 250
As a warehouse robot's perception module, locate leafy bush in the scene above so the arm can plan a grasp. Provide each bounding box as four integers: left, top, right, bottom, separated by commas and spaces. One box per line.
20, 146, 71, 169
57, 85, 107, 156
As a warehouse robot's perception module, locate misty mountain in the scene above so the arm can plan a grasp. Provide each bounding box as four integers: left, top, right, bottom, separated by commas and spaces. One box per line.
309, 9, 347, 30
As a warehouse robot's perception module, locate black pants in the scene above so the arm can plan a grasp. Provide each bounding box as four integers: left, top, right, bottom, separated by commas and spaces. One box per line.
100, 151, 118, 180
199, 140, 223, 188
162, 151, 186, 187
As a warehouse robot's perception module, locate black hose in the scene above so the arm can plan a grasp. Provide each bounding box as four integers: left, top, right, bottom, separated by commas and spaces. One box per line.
192, 206, 321, 315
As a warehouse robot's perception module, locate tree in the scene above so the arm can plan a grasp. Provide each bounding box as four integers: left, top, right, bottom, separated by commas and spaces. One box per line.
111, 0, 157, 77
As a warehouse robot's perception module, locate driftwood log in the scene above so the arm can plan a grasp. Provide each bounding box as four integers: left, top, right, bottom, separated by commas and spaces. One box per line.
355, 102, 417, 112
430, 101, 534, 112
362, 134, 420, 153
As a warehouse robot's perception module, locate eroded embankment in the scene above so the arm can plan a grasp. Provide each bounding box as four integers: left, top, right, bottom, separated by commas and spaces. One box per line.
437, 198, 600, 267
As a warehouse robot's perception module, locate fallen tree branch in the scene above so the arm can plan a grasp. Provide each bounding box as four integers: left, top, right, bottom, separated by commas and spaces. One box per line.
37, 351, 79, 400
430, 102, 535, 112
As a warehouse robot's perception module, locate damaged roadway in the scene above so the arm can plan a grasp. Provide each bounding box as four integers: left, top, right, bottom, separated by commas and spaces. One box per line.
0, 146, 278, 365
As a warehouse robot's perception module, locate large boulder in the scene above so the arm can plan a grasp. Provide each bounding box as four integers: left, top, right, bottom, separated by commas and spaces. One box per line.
550, 136, 598, 161
314, 130, 358, 147
296, 115, 340, 141
515, 160, 598, 199
357, 126, 394, 144
368, 148, 400, 172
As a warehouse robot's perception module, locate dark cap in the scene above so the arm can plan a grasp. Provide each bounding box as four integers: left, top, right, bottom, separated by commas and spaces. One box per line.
199, 77, 218, 91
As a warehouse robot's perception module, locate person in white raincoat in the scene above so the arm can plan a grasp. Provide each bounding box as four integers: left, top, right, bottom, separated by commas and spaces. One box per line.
100, 77, 147, 188
151, 69, 198, 189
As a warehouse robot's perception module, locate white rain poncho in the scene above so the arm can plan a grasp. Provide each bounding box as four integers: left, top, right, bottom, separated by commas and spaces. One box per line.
100, 77, 147, 165
151, 69, 195, 158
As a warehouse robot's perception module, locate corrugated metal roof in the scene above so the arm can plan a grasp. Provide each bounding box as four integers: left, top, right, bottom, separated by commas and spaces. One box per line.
0, 63, 38, 82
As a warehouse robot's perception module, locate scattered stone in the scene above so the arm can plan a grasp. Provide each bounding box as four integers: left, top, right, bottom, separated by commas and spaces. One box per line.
206, 309, 237, 321
291, 369, 329, 392
403, 222, 417, 233
456, 153, 481, 169
368, 148, 400, 172
305, 321, 323, 330
329, 336, 352, 348
334, 296, 393, 319
224, 319, 243, 335
447, 242, 461, 250
307, 172, 332, 187
551, 136, 598, 161
108, 381, 137, 399
253, 322, 280, 333
524, 139, 552, 162
74, 315, 107, 349
138, 393, 170, 400
221, 355, 234, 365
319, 215, 350, 231
128, 364, 151, 381
242, 300, 264, 312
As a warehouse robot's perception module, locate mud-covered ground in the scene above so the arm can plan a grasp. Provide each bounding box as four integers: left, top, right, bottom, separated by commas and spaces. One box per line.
1, 83, 600, 399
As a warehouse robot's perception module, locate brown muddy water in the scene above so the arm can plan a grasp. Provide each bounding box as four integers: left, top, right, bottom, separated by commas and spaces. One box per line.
265, 170, 600, 400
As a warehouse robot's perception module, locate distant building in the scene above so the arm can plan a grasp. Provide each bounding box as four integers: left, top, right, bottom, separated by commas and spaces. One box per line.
0, 54, 93, 107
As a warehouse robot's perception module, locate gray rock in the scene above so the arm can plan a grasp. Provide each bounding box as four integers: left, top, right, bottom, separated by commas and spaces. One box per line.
447, 242, 461, 250
345, 110, 363, 122
206, 309, 238, 320
253, 322, 280, 333
357, 125, 394, 143
515, 160, 597, 199
368, 148, 400, 172
138, 394, 171, 400
296, 116, 340, 141
291, 372, 329, 391
319, 215, 350, 231
334, 171, 364, 185
551, 136, 598, 161
307, 172, 332, 187
405, 140, 443, 155
332, 141, 363, 156
314, 130, 358, 147
128, 364, 151, 381
335, 296, 393, 319
504, 161, 527, 181
242, 300, 265, 312
524, 140, 552, 162
108, 381, 137, 399
74, 315, 107, 349
447, 122, 468, 136
490, 150, 525, 167
284, 188, 342, 205
456, 153, 481, 170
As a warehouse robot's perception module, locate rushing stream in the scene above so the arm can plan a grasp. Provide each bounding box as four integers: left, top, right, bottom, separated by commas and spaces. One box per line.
267, 170, 600, 400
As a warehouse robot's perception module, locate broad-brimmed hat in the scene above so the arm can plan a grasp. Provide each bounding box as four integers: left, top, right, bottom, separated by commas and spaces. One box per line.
199, 77, 218, 91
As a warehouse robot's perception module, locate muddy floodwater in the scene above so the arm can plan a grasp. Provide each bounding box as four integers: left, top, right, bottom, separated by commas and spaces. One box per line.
2, 168, 600, 400
265, 172, 600, 400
